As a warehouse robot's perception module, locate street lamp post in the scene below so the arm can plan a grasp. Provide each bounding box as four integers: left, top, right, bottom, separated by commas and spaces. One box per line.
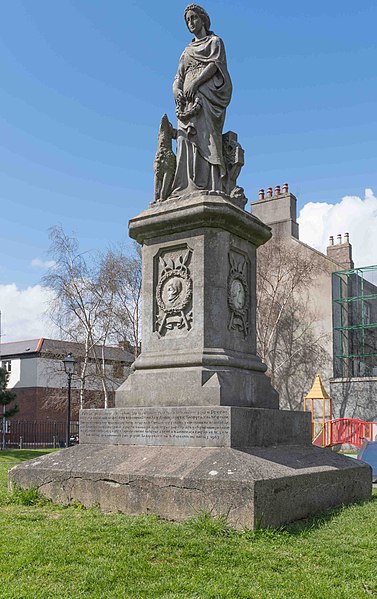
63, 353, 76, 448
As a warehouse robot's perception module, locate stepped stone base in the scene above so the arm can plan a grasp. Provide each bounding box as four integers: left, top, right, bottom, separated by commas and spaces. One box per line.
9, 443, 371, 529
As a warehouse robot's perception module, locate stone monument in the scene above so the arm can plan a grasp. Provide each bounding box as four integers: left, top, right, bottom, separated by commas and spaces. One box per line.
10, 4, 371, 529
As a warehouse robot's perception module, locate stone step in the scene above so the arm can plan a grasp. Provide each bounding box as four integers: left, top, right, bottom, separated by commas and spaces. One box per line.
79, 406, 312, 449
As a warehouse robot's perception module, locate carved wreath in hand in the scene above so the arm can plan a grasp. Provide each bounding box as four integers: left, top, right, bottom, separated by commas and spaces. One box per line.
175, 93, 202, 121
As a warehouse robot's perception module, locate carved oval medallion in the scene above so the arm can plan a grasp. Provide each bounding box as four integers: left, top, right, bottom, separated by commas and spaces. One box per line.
228, 272, 248, 314
156, 269, 192, 315
230, 278, 246, 310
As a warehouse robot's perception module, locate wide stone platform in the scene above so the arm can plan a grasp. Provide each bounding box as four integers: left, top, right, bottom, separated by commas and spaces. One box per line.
10, 405, 371, 529
9, 442, 370, 529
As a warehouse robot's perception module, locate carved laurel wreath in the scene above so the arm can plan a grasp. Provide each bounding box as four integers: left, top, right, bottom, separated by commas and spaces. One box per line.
175, 95, 202, 121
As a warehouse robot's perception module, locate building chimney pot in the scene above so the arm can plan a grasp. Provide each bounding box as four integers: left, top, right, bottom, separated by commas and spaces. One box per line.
274, 185, 281, 197
259, 189, 265, 200
266, 187, 273, 198
282, 183, 289, 194
326, 233, 354, 268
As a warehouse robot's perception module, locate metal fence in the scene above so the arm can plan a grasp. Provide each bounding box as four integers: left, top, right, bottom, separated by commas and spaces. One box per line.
1, 420, 79, 449
312, 418, 377, 448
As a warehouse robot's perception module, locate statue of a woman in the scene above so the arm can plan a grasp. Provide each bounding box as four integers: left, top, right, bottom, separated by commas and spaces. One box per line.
171, 5, 232, 197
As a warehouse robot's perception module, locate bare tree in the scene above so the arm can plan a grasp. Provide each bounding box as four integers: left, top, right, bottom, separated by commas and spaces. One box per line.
98, 243, 142, 357
43, 227, 142, 409
257, 235, 331, 410
43, 226, 111, 407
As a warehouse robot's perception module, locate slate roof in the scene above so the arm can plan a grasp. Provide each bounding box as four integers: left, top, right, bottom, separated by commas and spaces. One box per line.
0, 339, 42, 357
0, 338, 134, 363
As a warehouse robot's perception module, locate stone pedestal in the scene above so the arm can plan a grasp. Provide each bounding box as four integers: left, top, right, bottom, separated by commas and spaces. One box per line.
116, 193, 278, 409
9, 193, 372, 529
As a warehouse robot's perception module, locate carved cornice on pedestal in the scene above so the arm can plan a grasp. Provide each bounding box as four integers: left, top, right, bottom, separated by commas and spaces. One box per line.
129, 193, 271, 247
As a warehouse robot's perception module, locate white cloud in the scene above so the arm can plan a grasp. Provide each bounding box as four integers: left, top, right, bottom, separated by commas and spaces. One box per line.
298, 188, 377, 268
0, 284, 59, 343
31, 258, 56, 269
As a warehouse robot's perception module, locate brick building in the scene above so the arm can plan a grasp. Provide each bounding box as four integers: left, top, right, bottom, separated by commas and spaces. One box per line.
0, 338, 134, 421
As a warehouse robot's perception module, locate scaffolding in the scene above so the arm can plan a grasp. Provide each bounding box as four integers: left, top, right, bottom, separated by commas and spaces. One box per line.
332, 265, 377, 378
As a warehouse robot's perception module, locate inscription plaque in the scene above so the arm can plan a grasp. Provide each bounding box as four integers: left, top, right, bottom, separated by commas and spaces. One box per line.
80, 407, 231, 448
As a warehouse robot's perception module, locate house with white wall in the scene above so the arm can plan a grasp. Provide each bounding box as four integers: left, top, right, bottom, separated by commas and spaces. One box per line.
0, 338, 134, 421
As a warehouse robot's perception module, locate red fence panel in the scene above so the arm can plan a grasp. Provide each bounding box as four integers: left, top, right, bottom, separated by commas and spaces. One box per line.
313, 418, 376, 448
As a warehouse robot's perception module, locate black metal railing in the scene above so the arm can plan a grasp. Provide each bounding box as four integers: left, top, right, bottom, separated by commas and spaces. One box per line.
1, 420, 79, 449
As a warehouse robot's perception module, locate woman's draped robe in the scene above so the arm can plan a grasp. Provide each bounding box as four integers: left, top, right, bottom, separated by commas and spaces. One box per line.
172, 34, 232, 195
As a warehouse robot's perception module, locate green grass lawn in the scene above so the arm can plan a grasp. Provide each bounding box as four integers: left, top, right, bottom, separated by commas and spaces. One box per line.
1, 450, 377, 599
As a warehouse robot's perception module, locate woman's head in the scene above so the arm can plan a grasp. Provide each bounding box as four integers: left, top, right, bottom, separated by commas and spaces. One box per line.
184, 4, 211, 35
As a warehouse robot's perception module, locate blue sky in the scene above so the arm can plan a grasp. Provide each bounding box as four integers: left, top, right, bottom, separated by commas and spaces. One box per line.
0, 0, 377, 339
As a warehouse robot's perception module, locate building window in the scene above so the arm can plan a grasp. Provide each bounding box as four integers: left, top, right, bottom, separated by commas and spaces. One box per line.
113, 363, 124, 379
1, 360, 11, 373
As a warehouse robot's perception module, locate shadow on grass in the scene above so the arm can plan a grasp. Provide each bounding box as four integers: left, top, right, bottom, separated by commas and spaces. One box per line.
0, 449, 59, 463
179, 497, 377, 542
283, 493, 377, 536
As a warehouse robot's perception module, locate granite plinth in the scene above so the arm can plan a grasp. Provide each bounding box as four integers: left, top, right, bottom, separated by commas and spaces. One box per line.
116, 194, 278, 410
116, 366, 278, 409
9, 444, 371, 530
80, 406, 311, 448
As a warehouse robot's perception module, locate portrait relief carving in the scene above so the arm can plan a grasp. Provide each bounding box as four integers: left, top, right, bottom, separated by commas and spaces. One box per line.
228, 251, 249, 337
155, 247, 193, 335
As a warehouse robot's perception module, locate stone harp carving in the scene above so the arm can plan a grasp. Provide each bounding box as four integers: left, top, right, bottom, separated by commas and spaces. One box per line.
155, 248, 193, 335
228, 251, 249, 337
